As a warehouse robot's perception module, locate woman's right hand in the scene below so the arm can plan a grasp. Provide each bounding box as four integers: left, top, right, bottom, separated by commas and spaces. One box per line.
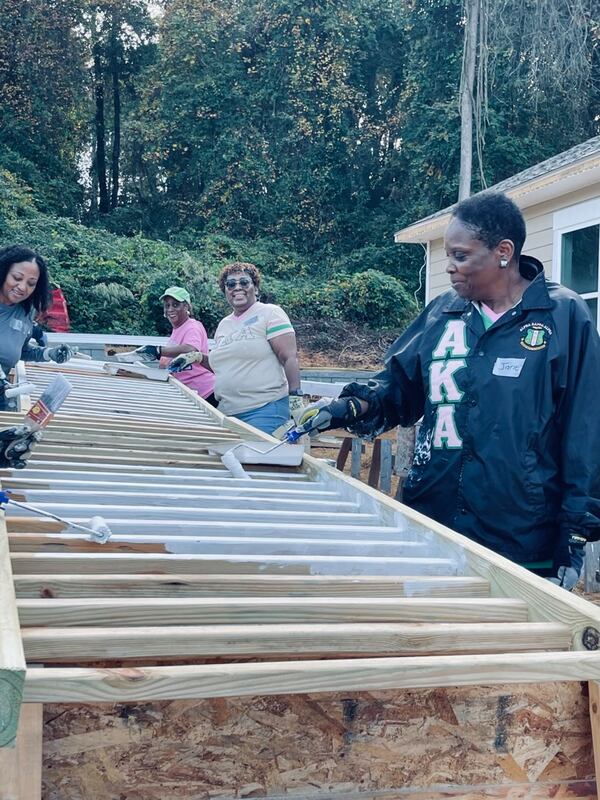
43, 344, 78, 363
168, 351, 205, 373
294, 396, 365, 435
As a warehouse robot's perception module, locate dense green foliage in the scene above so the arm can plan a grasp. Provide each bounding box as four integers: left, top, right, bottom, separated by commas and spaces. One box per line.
0, 0, 597, 335
0, 170, 417, 333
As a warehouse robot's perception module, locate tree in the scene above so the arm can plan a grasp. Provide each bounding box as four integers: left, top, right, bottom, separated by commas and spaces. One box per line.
458, 0, 597, 199
0, 0, 87, 214
84, 0, 155, 213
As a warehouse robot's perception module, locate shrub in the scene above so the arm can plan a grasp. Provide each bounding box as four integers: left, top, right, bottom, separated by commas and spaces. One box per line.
0, 169, 419, 337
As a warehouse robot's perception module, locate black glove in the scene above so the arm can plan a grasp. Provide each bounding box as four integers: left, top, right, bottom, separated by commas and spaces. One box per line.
294, 396, 363, 435
0, 425, 42, 469
549, 531, 586, 591
43, 344, 77, 363
115, 345, 161, 364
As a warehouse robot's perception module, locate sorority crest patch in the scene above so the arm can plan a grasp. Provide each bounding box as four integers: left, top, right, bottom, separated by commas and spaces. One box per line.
520, 322, 551, 351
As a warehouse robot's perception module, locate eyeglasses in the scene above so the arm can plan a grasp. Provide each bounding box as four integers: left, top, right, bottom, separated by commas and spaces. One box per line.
225, 277, 253, 290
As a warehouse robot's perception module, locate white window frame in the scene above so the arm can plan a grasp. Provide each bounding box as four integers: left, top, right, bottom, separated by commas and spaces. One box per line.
553, 197, 600, 332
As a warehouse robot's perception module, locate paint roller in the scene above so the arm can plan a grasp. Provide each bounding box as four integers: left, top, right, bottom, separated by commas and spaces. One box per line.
0, 490, 112, 543
217, 425, 307, 480
0, 373, 113, 543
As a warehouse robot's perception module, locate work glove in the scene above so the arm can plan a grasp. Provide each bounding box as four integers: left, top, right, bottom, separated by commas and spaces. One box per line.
548, 531, 586, 591
294, 396, 363, 436
43, 344, 77, 364
168, 351, 204, 373
288, 392, 305, 420
0, 425, 42, 469
115, 345, 161, 364
271, 393, 306, 440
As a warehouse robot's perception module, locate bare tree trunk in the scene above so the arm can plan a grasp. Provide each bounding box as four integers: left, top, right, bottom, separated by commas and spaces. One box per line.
89, 142, 98, 214
458, 0, 479, 201
110, 16, 120, 210
93, 42, 109, 214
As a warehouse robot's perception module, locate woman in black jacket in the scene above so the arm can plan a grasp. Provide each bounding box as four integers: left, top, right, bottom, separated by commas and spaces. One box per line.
297, 192, 600, 589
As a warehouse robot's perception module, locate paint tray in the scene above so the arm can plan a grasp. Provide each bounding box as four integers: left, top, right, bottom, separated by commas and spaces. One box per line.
207, 440, 305, 466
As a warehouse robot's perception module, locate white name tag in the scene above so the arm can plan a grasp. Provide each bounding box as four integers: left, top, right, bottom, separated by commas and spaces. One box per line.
492, 357, 525, 377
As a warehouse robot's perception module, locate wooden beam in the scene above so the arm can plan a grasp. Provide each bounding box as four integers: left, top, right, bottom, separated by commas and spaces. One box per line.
0, 703, 42, 798
7, 531, 435, 560
5, 505, 377, 528
0, 523, 26, 748
590, 681, 600, 791
17, 597, 529, 627
301, 456, 600, 649
21, 621, 571, 662
30, 446, 224, 466
2, 464, 311, 483
2, 478, 330, 496
10, 551, 459, 576
22, 650, 600, 703
12, 573, 491, 599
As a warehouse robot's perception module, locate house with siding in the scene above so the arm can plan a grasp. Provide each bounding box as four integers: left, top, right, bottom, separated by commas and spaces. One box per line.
394, 136, 600, 331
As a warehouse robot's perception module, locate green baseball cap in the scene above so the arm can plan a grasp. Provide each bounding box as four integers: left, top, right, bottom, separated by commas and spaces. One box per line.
159, 286, 191, 303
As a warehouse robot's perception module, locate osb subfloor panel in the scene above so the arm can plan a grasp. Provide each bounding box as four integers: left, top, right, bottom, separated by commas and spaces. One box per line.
42, 683, 595, 800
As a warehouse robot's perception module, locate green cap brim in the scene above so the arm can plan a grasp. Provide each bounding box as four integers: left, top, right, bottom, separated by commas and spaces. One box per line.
159, 286, 191, 303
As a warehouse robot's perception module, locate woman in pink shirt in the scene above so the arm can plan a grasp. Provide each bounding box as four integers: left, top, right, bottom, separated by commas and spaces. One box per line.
158, 286, 216, 404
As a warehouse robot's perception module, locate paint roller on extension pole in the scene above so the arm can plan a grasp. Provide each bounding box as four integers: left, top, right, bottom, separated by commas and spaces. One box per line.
213, 397, 363, 479
0, 373, 113, 543
210, 416, 319, 480
0, 490, 112, 543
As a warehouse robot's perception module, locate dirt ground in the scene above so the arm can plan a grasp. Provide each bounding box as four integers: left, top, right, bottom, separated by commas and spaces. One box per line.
308, 428, 408, 500
294, 318, 398, 371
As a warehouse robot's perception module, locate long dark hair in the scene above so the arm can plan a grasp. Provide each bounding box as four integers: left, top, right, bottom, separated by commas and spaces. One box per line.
0, 245, 51, 313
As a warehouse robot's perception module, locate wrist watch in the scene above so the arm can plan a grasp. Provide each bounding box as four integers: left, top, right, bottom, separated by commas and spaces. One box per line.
289, 388, 303, 396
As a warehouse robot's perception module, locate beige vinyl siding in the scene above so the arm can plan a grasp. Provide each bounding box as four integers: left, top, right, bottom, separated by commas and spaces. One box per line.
428, 238, 449, 300
426, 183, 600, 301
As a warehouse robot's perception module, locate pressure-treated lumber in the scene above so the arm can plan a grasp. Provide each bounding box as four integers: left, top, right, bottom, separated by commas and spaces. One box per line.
12, 573, 491, 598
7, 487, 360, 513
6, 504, 379, 527
0, 703, 42, 800
22, 651, 600, 702
4, 461, 310, 481
10, 551, 459, 576
0, 523, 26, 748
2, 476, 335, 497
7, 533, 434, 559
7, 360, 600, 796
28, 447, 224, 467
302, 456, 600, 651
20, 621, 571, 661
17, 596, 529, 627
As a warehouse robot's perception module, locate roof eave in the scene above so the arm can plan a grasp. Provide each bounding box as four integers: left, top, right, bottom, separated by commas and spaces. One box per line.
395, 153, 600, 245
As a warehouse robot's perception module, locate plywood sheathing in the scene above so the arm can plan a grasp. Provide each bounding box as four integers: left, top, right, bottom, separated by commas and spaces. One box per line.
41, 684, 593, 800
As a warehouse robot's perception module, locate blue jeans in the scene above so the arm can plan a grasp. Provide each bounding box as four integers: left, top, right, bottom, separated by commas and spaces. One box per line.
233, 396, 290, 435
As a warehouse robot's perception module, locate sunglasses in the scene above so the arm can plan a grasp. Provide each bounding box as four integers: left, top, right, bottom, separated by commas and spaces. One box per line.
225, 277, 253, 290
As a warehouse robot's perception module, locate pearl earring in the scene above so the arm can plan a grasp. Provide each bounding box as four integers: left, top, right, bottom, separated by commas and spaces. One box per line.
500, 258, 508, 268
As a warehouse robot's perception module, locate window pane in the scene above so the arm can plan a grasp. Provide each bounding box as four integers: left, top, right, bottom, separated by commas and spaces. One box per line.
561, 225, 599, 294
585, 297, 597, 324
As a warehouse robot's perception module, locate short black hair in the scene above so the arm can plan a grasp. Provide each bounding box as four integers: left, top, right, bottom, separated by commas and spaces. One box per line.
0, 245, 51, 313
452, 193, 526, 259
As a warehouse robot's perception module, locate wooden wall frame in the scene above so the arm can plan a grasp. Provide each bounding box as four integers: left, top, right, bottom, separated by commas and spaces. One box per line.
1, 360, 600, 798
